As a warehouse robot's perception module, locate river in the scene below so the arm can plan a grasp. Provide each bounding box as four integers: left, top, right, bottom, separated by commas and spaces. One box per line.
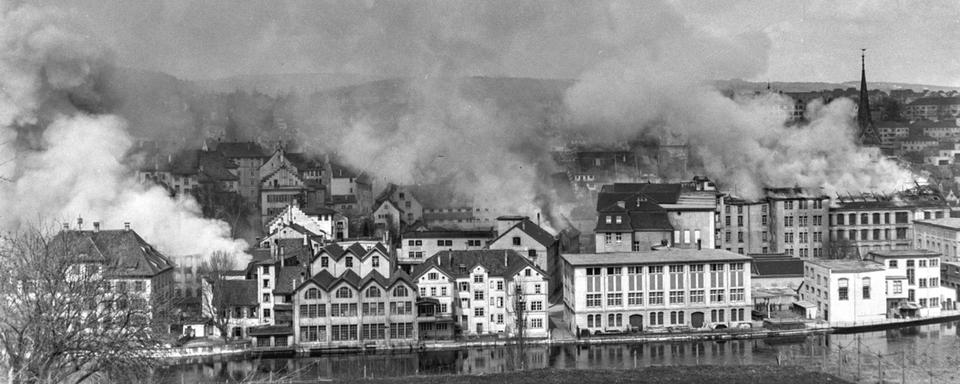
156, 321, 960, 383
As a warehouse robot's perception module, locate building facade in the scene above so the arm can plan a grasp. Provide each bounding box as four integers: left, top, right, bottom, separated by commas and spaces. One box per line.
865, 250, 951, 318
561, 248, 752, 334
914, 218, 960, 261
800, 259, 887, 324
765, 188, 830, 258
397, 229, 495, 270
830, 198, 950, 256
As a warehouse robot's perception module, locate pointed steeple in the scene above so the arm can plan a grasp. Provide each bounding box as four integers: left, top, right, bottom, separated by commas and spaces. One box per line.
857, 49, 881, 146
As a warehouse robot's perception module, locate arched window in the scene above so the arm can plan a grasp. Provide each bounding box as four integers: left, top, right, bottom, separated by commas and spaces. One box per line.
305, 288, 319, 300
608, 314, 615, 327
862, 277, 871, 299
366, 286, 381, 298
393, 286, 409, 297
587, 314, 595, 328
336, 287, 353, 299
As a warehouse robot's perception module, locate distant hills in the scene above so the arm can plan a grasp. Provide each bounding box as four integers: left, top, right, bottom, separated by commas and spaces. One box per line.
715, 79, 960, 93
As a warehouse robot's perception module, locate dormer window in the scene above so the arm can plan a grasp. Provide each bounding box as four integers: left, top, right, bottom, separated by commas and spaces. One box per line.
345, 257, 354, 268
372, 256, 380, 268
512, 237, 521, 246
605, 216, 612, 224
615, 216, 622, 224
321, 257, 329, 268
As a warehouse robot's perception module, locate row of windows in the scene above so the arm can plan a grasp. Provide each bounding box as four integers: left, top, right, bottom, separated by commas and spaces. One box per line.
301, 285, 408, 300
833, 212, 912, 226
586, 288, 745, 307
317, 255, 381, 268
887, 259, 939, 268
301, 301, 413, 317
834, 228, 909, 241
585, 308, 747, 328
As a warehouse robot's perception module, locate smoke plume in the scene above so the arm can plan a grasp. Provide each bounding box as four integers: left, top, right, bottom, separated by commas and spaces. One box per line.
0, 2, 248, 262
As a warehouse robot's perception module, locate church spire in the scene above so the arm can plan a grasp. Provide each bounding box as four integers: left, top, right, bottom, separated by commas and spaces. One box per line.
858, 49, 881, 146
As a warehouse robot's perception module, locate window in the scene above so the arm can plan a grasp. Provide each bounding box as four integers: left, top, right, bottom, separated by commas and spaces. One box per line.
893, 280, 903, 294
530, 301, 543, 311
372, 256, 380, 267
393, 286, 409, 297
473, 274, 484, 283
586, 294, 602, 307
474, 291, 484, 301
710, 289, 724, 303
474, 307, 484, 317
305, 288, 319, 300
321, 257, 329, 268
512, 237, 521, 246
263, 308, 271, 318
889, 260, 898, 268
345, 257, 354, 268
263, 279, 270, 288
366, 287, 381, 298
862, 278, 871, 299
262, 293, 270, 303
838, 279, 849, 300
336, 287, 353, 298
134, 281, 145, 291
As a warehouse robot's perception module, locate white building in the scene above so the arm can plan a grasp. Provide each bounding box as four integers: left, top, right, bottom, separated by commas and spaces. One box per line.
561, 248, 752, 335
412, 250, 550, 338
397, 229, 495, 270
800, 259, 887, 324
914, 218, 960, 261
265, 203, 349, 241
865, 250, 952, 318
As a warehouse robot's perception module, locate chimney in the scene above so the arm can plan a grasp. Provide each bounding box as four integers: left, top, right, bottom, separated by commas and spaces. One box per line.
537, 212, 541, 227
303, 233, 308, 246
503, 250, 508, 267
123, 222, 130, 231
93, 222, 100, 232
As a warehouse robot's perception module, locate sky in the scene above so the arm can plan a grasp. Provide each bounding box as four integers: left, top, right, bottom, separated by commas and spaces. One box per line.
34, 0, 960, 87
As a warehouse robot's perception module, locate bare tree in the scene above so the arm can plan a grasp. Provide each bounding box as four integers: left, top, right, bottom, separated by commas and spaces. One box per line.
199, 250, 238, 343
0, 226, 166, 384
513, 283, 527, 370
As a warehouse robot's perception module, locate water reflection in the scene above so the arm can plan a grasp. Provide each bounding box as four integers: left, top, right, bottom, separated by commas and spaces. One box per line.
157, 320, 960, 383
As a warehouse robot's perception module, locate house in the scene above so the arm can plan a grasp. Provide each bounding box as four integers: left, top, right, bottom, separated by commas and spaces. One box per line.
51, 223, 176, 322
375, 183, 424, 226
904, 97, 960, 121
595, 178, 719, 252
397, 229, 495, 272
259, 149, 326, 226
211, 141, 269, 204
561, 248, 752, 335
372, 199, 403, 239
864, 250, 954, 318
412, 250, 550, 339
799, 259, 887, 324
243, 257, 308, 348
325, 161, 374, 216
293, 242, 418, 348
487, 216, 559, 296
264, 203, 349, 242
199, 278, 259, 339
750, 254, 804, 290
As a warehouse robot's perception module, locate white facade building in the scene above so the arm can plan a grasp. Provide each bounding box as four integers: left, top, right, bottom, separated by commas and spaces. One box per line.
914, 218, 960, 261
801, 259, 887, 324
561, 248, 752, 334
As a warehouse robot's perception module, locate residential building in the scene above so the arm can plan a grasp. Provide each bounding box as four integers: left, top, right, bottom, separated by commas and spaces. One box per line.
941, 261, 960, 306
865, 250, 953, 317
325, 161, 374, 216
915, 218, 960, 261
136, 148, 240, 197
51, 224, 176, 322
293, 242, 418, 349
265, 203, 349, 242
259, 148, 326, 226
375, 183, 424, 226
561, 248, 752, 334
212, 141, 269, 204
765, 188, 830, 258
830, 190, 950, 256
876, 121, 910, 148
595, 177, 718, 253
412, 250, 550, 338
904, 97, 960, 121
800, 259, 887, 324
915, 119, 960, 139
397, 229, 495, 272
487, 216, 560, 297
200, 278, 259, 339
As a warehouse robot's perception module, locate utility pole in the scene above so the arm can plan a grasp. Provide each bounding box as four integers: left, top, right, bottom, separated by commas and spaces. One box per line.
857, 335, 862, 382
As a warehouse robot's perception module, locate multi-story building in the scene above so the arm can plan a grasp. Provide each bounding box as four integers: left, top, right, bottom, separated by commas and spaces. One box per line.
51, 223, 176, 322
830, 192, 950, 256
904, 97, 960, 121
412, 250, 550, 338
561, 248, 752, 334
397, 229, 495, 272
200, 278, 259, 339
213, 141, 269, 204
595, 177, 718, 253
864, 250, 953, 318
375, 183, 425, 226
487, 216, 558, 275
763, 188, 830, 258
325, 161, 374, 216
800, 259, 887, 324
876, 121, 910, 148
265, 202, 349, 242
941, 261, 960, 306
914, 218, 960, 261
259, 149, 326, 226
292, 242, 418, 349
717, 197, 771, 254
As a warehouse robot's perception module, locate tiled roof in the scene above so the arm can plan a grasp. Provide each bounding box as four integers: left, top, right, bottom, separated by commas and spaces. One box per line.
751, 256, 804, 277
490, 218, 556, 247
412, 249, 543, 280
215, 279, 258, 307
51, 230, 175, 278
401, 229, 495, 239
629, 211, 674, 231
273, 266, 308, 295
599, 183, 682, 205
312, 241, 387, 263
330, 163, 358, 178
284, 153, 324, 170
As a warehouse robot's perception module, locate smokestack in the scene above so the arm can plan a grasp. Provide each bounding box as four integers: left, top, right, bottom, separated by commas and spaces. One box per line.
124, 222, 130, 231
537, 213, 541, 227
93, 222, 100, 232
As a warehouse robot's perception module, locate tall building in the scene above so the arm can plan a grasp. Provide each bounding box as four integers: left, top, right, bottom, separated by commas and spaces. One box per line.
717, 188, 829, 258
857, 49, 882, 146
830, 189, 950, 257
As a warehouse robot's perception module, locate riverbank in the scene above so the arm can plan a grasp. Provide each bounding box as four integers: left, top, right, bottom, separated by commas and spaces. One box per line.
334, 366, 851, 384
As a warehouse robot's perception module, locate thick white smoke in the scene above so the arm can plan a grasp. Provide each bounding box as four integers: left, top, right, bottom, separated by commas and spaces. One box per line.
0, 2, 248, 263
562, 1, 913, 199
